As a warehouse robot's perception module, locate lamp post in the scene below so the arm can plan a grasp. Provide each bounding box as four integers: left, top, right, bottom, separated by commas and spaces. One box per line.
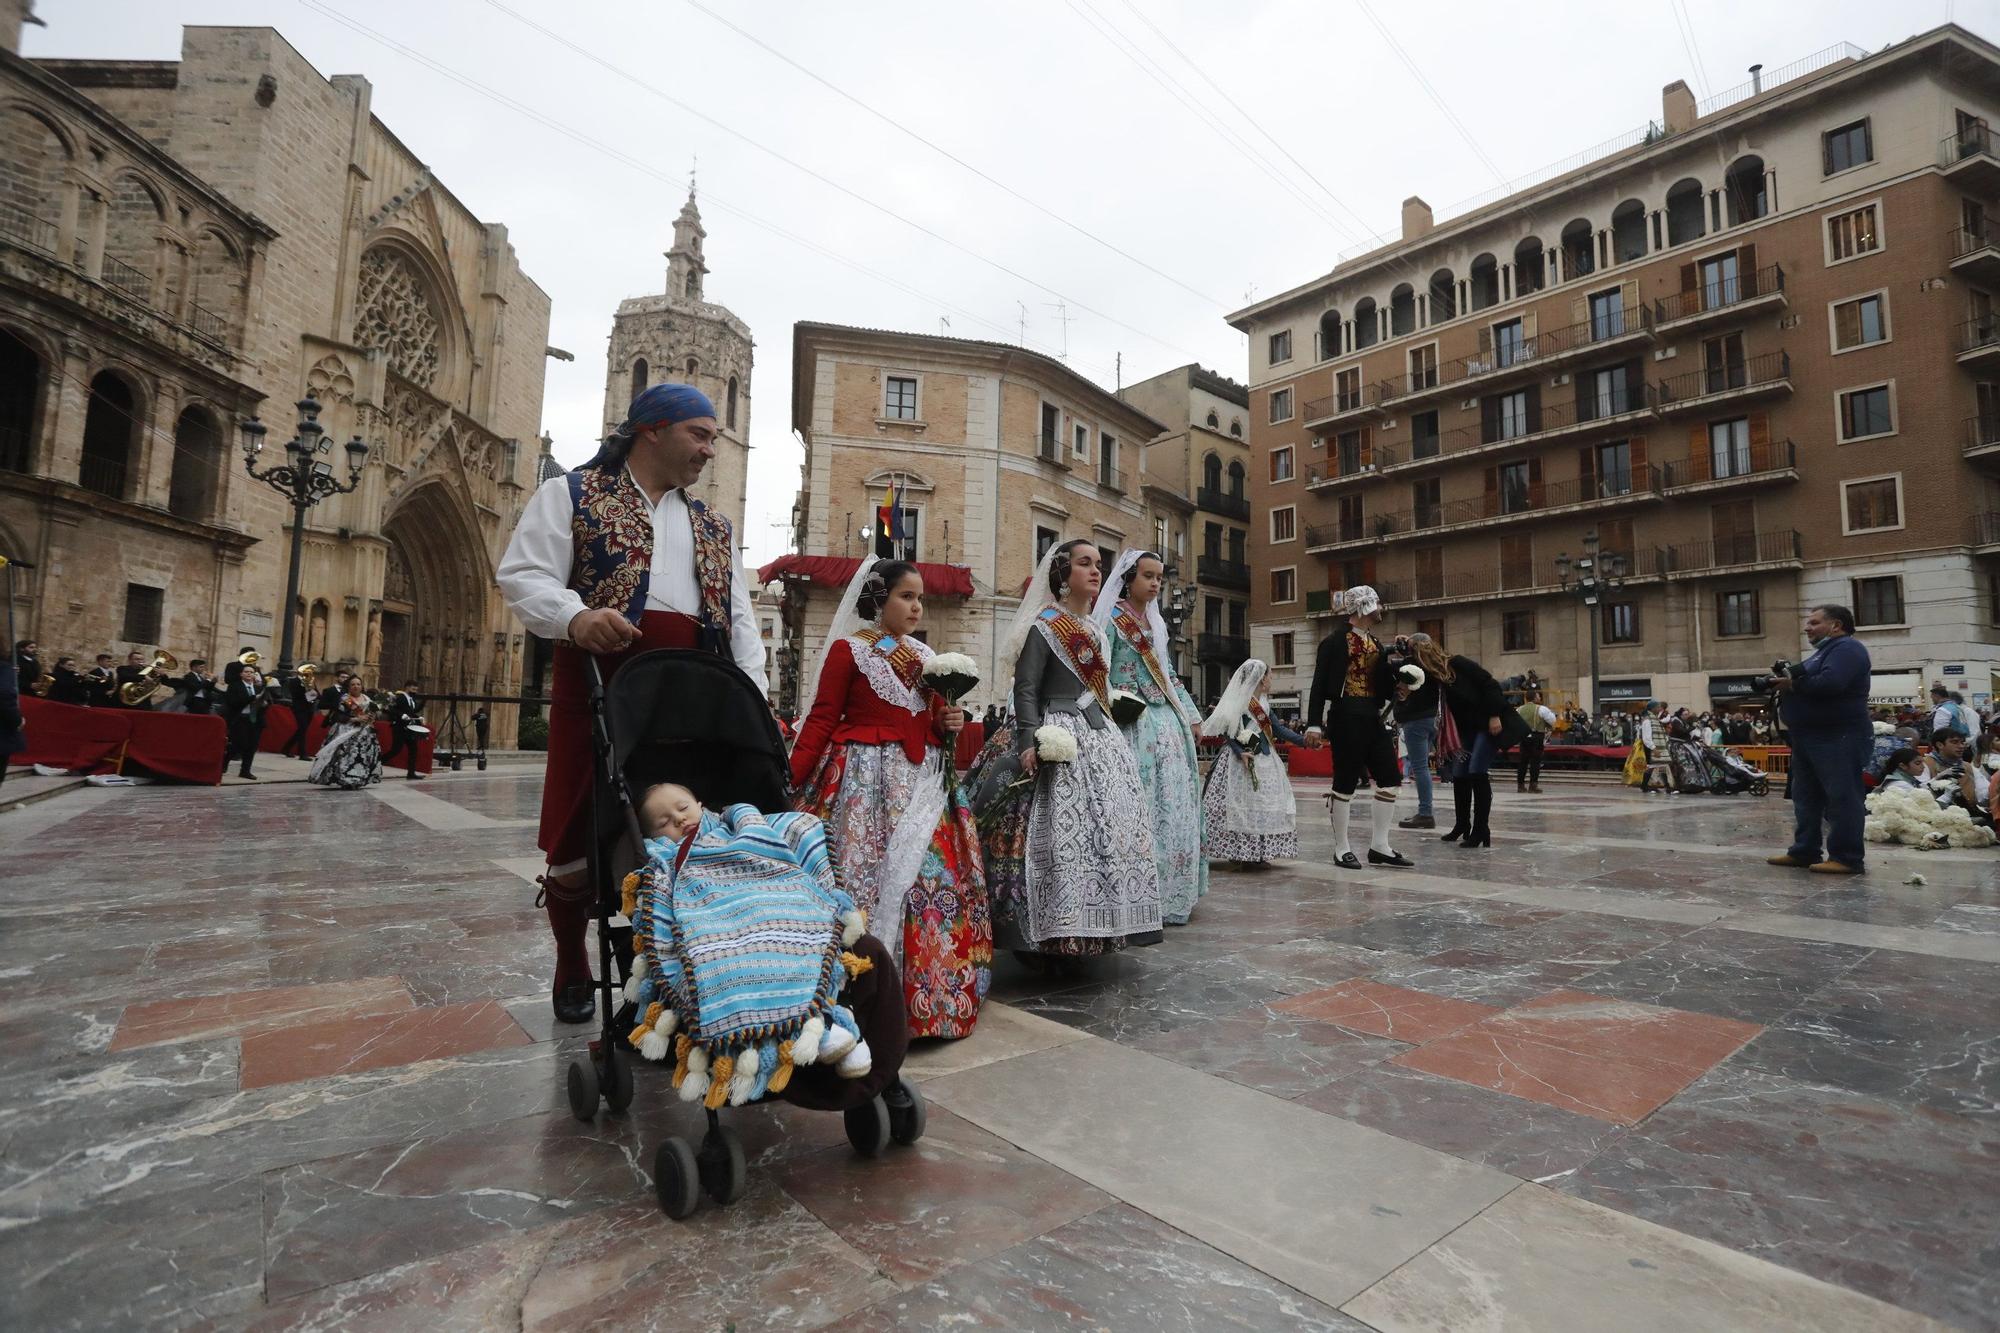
239, 392, 368, 675
1554, 528, 1626, 719
1160, 562, 1192, 691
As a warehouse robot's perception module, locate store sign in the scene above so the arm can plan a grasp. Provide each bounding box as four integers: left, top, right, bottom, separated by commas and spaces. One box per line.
1598, 679, 1652, 701
1868, 671, 1922, 706
1709, 674, 1764, 699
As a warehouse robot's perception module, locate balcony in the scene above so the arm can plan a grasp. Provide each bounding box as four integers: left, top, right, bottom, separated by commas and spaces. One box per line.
1375, 307, 1656, 410
1195, 485, 1250, 519
1304, 519, 1368, 553
1303, 583, 1410, 617
1651, 263, 1787, 335
1950, 221, 2000, 287
1967, 414, 2000, 465
1656, 529, 1802, 579
101, 254, 152, 304
0, 202, 59, 256
1968, 512, 2000, 552
1957, 317, 2000, 370
1653, 351, 1792, 416
78, 455, 130, 500
1196, 554, 1251, 591
1328, 465, 1666, 551
1303, 381, 1390, 428
1661, 439, 1798, 494
1196, 633, 1251, 666
1034, 435, 1071, 470
1097, 464, 1127, 494
1941, 124, 2000, 196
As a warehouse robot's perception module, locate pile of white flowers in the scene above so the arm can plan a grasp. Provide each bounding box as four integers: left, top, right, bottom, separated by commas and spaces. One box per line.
1034, 725, 1079, 763
1864, 783, 1995, 850
922, 652, 980, 680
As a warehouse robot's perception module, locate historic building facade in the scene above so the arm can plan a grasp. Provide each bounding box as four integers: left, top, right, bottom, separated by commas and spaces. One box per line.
767, 323, 1164, 714
1231, 26, 2000, 712
0, 17, 551, 737
602, 190, 752, 539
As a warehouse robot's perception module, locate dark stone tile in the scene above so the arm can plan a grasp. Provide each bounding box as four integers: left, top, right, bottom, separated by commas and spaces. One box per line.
1008, 956, 1291, 1042
1368, 953, 1590, 1007
1562, 927, 1875, 1024
1790, 884, 1976, 929
1740, 1009, 2000, 1118
1133, 1002, 1410, 1098
1814, 950, 2000, 1030
1317, 900, 1562, 958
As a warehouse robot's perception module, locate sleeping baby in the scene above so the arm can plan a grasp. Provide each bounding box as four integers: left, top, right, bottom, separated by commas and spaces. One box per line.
637, 781, 704, 843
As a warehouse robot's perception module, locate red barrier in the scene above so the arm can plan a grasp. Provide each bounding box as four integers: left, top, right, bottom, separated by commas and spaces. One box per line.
261, 709, 434, 774
954, 721, 986, 770
10, 697, 226, 784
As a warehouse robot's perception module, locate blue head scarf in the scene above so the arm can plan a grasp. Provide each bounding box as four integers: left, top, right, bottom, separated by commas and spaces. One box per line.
583, 382, 717, 471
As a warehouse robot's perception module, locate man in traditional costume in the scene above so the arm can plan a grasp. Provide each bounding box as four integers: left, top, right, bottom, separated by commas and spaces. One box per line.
498, 383, 766, 1024
1305, 585, 1415, 870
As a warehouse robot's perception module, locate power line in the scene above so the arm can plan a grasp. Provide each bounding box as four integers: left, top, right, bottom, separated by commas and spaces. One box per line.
674, 0, 1231, 311
1669, 0, 1715, 102
1351, 0, 1507, 187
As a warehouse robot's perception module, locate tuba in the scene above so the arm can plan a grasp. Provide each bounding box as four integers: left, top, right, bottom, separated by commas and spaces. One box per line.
118, 651, 180, 706
28, 668, 54, 697
237, 649, 261, 668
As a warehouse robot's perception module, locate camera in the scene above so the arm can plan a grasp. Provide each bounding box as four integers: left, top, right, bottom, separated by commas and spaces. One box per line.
1765, 659, 1793, 693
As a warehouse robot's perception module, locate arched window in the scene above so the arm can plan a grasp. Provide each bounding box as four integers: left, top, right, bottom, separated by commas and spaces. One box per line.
685, 270, 699, 299
1202, 452, 1222, 491
629, 357, 647, 402
1389, 283, 1416, 336
1468, 254, 1499, 311
1318, 308, 1342, 359
1427, 269, 1455, 323
1611, 199, 1648, 263
1666, 178, 1705, 246
168, 405, 223, 521
725, 375, 739, 429
0, 328, 44, 472
1352, 297, 1379, 349
103, 173, 163, 303
1724, 156, 1768, 224
1229, 419, 1242, 438
684, 357, 698, 378
1205, 409, 1219, 428
80, 371, 137, 499
1226, 458, 1246, 499
1560, 218, 1595, 281
1513, 236, 1545, 294
191, 230, 245, 344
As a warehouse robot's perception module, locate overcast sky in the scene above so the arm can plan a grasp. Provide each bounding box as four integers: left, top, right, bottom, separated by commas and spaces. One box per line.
25, 0, 1971, 564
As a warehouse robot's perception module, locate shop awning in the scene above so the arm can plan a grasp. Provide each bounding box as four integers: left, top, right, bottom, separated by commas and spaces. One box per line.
757, 554, 976, 599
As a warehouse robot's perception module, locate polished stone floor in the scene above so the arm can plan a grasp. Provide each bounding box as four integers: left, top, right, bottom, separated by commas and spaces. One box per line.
1, 772, 1995, 1330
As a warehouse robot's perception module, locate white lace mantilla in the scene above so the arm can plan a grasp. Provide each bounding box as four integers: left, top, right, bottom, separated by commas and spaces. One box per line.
848, 634, 932, 714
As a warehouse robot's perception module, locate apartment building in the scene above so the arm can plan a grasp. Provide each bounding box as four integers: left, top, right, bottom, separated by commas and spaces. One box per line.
1230, 25, 2000, 714
768, 323, 1163, 712
1120, 364, 1255, 703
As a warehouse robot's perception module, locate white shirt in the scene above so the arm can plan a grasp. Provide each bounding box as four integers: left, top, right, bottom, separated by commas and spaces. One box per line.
1932, 701, 1976, 740
497, 470, 768, 694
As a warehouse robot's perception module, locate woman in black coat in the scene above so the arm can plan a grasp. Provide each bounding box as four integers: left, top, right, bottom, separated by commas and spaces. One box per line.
1407, 636, 1528, 848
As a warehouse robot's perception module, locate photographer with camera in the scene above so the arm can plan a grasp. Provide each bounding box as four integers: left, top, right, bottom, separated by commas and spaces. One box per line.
1766, 604, 1873, 875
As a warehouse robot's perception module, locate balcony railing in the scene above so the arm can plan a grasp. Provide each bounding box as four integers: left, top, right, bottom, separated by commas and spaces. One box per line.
1953, 219, 2000, 261
1305, 520, 1367, 548
1653, 351, 1791, 411
1347, 464, 1665, 542
0, 425, 30, 473
1097, 464, 1126, 493
1303, 380, 1389, 423
1304, 589, 1331, 614
1195, 486, 1250, 519
1966, 414, 2000, 457
1969, 513, 2000, 548
1657, 528, 1801, 575
1957, 317, 2000, 358
78, 455, 129, 499
1197, 555, 1251, 590
1942, 122, 1998, 169
1034, 434, 1070, 468
1196, 633, 1251, 664
1377, 306, 1655, 406
1652, 263, 1786, 326
1661, 439, 1797, 489
0, 202, 58, 255
188, 301, 231, 343
101, 254, 152, 303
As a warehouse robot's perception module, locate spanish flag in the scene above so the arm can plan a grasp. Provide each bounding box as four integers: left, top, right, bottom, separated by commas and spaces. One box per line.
876, 478, 899, 544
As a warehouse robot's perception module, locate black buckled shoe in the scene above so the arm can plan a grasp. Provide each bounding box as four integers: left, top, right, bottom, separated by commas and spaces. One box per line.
552, 980, 596, 1025
1368, 848, 1416, 868
1332, 851, 1363, 870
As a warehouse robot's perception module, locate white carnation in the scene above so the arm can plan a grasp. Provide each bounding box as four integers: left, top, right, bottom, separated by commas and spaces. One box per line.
1397, 664, 1426, 690
1035, 725, 1079, 763
923, 653, 980, 680
1236, 725, 1258, 745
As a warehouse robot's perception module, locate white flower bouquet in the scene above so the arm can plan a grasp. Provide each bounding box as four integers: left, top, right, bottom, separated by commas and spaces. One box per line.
1109, 688, 1147, 728
1397, 664, 1426, 691
921, 652, 981, 793
1034, 725, 1079, 763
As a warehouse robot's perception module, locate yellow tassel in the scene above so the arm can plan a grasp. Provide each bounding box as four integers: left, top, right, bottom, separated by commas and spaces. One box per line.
644, 1001, 665, 1028
840, 950, 873, 979
620, 871, 643, 919
629, 1022, 651, 1047
704, 1054, 735, 1109
672, 1033, 692, 1084
767, 1041, 795, 1093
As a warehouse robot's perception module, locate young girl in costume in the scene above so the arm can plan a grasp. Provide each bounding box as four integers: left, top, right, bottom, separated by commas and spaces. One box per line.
790, 558, 991, 1039
1200, 659, 1304, 867
1091, 550, 1207, 923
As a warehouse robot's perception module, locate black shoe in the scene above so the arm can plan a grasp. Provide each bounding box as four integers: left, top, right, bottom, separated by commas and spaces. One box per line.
405, 773, 419, 780
1368, 848, 1416, 868
1399, 814, 1436, 829
1438, 825, 1466, 843
1461, 830, 1493, 848
1332, 852, 1363, 870
238, 771, 257, 781
552, 980, 596, 1024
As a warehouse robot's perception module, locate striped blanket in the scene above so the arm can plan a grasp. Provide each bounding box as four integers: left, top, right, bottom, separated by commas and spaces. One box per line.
643, 803, 852, 1050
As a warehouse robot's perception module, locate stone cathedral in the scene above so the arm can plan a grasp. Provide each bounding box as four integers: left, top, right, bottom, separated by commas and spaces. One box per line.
602, 190, 753, 541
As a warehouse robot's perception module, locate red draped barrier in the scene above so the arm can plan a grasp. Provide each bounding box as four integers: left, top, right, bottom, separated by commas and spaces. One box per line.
260, 710, 434, 774
10, 697, 226, 784
954, 721, 985, 770
1286, 745, 1332, 778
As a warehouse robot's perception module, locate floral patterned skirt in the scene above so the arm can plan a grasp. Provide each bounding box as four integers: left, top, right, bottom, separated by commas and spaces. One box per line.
796, 740, 991, 1039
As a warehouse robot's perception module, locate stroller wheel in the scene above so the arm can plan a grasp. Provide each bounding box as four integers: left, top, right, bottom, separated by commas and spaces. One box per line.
601, 1044, 634, 1114
698, 1124, 747, 1205
886, 1076, 927, 1146
565, 1057, 599, 1122
844, 1095, 892, 1158
1752, 778, 1770, 796
653, 1137, 701, 1220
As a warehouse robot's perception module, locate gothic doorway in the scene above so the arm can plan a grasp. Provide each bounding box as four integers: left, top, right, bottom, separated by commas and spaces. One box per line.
380, 480, 489, 696
378, 609, 410, 686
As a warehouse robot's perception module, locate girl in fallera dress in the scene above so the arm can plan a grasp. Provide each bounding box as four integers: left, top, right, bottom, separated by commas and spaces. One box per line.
790, 558, 991, 1039
1200, 659, 1304, 867
1091, 549, 1207, 924
308, 677, 383, 790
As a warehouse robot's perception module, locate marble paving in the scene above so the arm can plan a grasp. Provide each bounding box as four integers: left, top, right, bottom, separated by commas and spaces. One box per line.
0, 773, 1994, 1329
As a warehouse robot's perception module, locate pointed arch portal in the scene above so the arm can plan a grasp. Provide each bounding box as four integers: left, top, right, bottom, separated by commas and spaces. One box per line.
380, 481, 490, 693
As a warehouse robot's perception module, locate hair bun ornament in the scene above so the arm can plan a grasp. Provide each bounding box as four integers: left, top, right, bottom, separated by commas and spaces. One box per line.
1398, 664, 1426, 690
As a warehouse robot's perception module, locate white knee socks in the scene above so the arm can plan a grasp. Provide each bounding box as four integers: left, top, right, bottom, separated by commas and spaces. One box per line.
1329, 792, 1354, 858
1371, 790, 1399, 855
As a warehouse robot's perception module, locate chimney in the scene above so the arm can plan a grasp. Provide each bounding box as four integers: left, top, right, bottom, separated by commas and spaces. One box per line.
1662, 79, 1697, 134
1749, 63, 1763, 93
1401, 196, 1434, 243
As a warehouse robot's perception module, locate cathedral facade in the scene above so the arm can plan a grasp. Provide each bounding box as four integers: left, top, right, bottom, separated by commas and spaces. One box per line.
0, 18, 552, 739
601, 191, 752, 540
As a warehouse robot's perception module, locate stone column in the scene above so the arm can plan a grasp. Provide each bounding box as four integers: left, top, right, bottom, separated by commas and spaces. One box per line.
81, 188, 107, 281
45, 341, 91, 482
141, 380, 181, 508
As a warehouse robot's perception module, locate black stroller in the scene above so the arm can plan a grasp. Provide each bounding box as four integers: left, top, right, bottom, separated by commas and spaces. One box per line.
563, 649, 925, 1220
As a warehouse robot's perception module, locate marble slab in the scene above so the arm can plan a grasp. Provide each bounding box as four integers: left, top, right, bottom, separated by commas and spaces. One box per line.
1723, 909, 2000, 963
110, 977, 417, 1052
363, 784, 514, 830
1273, 978, 1499, 1043
1134, 1001, 1411, 1099
925, 1034, 1518, 1307
239, 998, 531, 1089
1344, 1183, 1944, 1331
899, 1001, 1087, 1083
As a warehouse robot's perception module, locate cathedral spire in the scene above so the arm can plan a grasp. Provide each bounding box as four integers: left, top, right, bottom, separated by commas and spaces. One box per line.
666, 184, 707, 304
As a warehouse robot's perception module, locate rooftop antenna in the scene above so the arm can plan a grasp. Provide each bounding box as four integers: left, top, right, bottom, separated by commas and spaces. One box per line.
939, 316, 951, 336
1043, 301, 1074, 361
1017, 301, 1028, 347
689, 153, 698, 198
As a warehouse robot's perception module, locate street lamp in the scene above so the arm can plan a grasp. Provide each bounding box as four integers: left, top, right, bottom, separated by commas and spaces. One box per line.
1159, 562, 1193, 689
240, 392, 368, 675
1555, 528, 1627, 719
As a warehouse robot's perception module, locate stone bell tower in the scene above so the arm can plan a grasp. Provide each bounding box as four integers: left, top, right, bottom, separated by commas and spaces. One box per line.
666, 191, 707, 304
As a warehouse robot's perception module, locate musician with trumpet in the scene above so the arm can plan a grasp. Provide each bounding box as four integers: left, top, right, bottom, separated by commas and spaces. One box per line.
220, 648, 267, 781
114, 650, 180, 710
280, 664, 319, 760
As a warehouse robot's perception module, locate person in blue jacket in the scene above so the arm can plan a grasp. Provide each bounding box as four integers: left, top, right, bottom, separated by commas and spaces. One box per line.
1767, 604, 1872, 874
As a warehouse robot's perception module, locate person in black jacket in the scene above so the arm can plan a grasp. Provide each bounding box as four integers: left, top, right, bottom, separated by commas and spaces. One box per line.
381, 679, 426, 779
279, 670, 316, 759
178, 660, 216, 715
1305, 585, 1414, 870
84, 654, 117, 707
1408, 635, 1529, 848
1393, 650, 1443, 830
49, 656, 86, 705
0, 656, 23, 790
219, 649, 265, 780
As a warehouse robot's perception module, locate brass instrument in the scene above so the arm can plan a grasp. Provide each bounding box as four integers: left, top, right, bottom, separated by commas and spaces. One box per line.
118, 650, 180, 707
237, 649, 261, 668
28, 668, 53, 697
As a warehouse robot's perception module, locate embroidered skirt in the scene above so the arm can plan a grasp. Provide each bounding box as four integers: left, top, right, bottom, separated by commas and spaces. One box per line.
1121, 697, 1207, 923
796, 739, 991, 1040
1202, 749, 1299, 863
1021, 711, 1162, 952
308, 722, 381, 790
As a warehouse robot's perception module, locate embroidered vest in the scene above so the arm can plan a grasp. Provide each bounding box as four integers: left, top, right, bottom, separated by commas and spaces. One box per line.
1342, 629, 1382, 699
567, 468, 734, 648
1035, 607, 1113, 714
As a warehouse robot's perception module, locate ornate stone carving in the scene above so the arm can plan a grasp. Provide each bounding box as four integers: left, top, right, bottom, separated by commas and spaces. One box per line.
352, 248, 443, 389
306, 353, 355, 406
383, 544, 415, 607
